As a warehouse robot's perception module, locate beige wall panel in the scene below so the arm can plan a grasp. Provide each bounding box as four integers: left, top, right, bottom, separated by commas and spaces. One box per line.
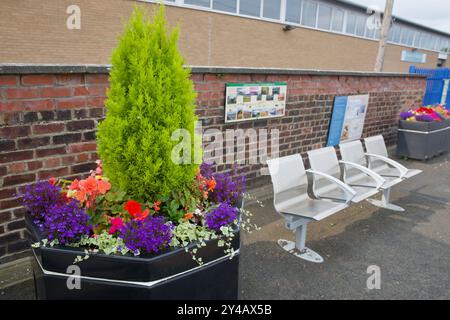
0, 0, 442, 72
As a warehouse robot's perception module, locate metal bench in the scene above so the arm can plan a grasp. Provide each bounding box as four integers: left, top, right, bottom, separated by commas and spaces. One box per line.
339, 137, 422, 212
307, 147, 385, 203
364, 135, 423, 180
267, 154, 356, 263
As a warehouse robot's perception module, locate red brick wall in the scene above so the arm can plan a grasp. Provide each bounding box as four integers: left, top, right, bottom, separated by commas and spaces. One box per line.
0, 68, 426, 263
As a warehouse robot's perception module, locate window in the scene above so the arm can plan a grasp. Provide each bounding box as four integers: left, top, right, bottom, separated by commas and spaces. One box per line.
391, 25, 401, 43
346, 13, 356, 34
365, 24, 375, 38
239, 0, 261, 17
355, 15, 366, 37
317, 4, 332, 30
301, 0, 318, 28
331, 8, 344, 32
213, 0, 237, 13
263, 0, 281, 20
184, 0, 210, 8
441, 40, 450, 52
285, 0, 302, 24
416, 32, 426, 48
400, 28, 414, 46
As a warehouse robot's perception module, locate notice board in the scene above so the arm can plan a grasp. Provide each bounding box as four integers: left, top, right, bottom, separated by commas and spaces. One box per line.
224, 82, 287, 123
326, 94, 370, 147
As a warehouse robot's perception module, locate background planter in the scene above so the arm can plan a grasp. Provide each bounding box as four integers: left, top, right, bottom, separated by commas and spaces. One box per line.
396, 120, 450, 160
26, 215, 241, 300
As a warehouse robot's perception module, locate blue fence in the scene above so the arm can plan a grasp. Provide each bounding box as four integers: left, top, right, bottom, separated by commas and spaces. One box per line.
409, 66, 450, 107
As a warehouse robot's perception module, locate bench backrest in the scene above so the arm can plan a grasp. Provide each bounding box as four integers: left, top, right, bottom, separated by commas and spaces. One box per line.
307, 147, 341, 194
340, 140, 366, 166
267, 154, 309, 212
339, 140, 370, 183
364, 135, 389, 171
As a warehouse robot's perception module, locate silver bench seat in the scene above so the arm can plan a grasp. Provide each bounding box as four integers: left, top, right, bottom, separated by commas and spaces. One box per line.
267, 154, 356, 263
307, 147, 383, 204
365, 135, 422, 180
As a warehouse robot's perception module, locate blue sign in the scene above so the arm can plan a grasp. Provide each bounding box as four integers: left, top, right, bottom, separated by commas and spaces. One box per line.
326, 96, 348, 147
326, 95, 370, 147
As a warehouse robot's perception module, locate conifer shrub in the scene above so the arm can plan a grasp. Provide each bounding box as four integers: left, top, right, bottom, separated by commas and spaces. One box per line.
97, 5, 199, 201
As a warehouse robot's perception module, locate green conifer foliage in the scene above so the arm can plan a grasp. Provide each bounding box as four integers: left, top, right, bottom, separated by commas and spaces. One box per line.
97, 5, 199, 201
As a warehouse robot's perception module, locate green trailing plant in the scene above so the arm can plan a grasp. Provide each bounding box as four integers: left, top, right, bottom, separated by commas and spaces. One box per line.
97, 5, 200, 201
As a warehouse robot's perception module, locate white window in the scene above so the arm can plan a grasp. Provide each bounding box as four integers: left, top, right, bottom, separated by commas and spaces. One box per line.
184, 0, 210, 8
239, 0, 261, 17
263, 0, 281, 20
331, 8, 344, 32
346, 12, 356, 34
213, 0, 237, 13
285, 0, 302, 24
391, 25, 401, 43
317, 4, 332, 30
400, 28, 414, 46
365, 24, 375, 39
355, 15, 366, 37
301, 0, 318, 28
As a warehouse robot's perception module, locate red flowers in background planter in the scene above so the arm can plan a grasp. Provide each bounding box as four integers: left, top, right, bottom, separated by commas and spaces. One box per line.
400, 104, 449, 122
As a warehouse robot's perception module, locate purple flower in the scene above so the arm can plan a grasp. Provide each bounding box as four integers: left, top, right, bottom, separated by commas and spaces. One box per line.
41, 201, 91, 245
210, 172, 246, 206
200, 162, 214, 179
205, 202, 238, 232
415, 114, 435, 122
18, 181, 91, 244
400, 111, 414, 120
119, 216, 173, 254
18, 181, 65, 222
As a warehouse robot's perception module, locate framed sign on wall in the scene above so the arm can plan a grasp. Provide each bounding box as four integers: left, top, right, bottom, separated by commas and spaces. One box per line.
326, 94, 370, 147
224, 82, 287, 123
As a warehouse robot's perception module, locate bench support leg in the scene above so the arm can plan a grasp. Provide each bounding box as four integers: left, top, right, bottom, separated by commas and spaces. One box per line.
366, 188, 405, 212
278, 223, 324, 263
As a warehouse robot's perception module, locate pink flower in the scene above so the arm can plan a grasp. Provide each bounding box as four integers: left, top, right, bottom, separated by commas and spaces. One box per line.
109, 217, 124, 234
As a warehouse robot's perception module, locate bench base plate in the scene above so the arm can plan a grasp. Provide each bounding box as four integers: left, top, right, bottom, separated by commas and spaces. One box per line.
278, 239, 324, 263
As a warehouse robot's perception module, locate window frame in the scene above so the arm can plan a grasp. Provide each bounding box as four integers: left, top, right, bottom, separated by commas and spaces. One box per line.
138, 0, 450, 53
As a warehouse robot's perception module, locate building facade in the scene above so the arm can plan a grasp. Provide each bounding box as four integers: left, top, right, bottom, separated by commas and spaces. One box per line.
0, 0, 449, 72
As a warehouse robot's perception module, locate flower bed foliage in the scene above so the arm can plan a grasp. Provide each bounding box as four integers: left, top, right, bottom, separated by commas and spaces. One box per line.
19, 5, 259, 265
400, 105, 449, 122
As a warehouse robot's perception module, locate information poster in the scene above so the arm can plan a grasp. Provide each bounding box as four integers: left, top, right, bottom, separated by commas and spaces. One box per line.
326, 94, 370, 147
225, 82, 287, 123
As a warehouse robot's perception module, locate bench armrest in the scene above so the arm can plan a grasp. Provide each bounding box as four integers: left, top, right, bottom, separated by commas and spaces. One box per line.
339, 160, 386, 188
365, 153, 409, 179
306, 169, 356, 203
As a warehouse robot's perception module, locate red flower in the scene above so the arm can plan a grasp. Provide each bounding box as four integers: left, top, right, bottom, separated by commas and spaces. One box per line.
124, 200, 142, 216
49, 177, 56, 185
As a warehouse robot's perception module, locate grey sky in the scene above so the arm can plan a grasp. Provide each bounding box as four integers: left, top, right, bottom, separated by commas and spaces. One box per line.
349, 0, 450, 34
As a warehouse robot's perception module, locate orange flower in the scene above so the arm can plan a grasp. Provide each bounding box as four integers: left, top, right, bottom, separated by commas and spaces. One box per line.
206, 177, 216, 191
135, 208, 150, 221
97, 179, 111, 194
153, 201, 161, 212
76, 189, 87, 203
80, 176, 97, 193
69, 179, 80, 190
183, 212, 194, 221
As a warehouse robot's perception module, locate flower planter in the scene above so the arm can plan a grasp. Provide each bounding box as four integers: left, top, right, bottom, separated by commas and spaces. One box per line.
396, 120, 450, 160
26, 214, 241, 300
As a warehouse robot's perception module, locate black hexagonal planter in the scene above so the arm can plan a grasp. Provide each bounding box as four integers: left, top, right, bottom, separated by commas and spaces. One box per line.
26, 214, 240, 300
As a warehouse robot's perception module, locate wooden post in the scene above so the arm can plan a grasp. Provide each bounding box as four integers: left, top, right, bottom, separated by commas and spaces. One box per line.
374, 0, 394, 72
